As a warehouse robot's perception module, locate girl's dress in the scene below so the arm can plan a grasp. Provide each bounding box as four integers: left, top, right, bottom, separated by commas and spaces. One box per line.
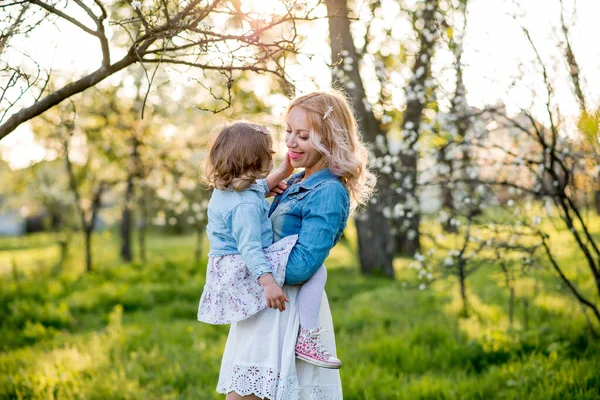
217, 169, 346, 400
197, 235, 297, 324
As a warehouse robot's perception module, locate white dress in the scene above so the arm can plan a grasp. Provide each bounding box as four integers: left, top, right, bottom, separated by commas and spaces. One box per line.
217, 286, 343, 399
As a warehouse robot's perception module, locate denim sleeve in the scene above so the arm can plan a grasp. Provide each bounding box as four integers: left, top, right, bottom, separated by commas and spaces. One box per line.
284, 182, 349, 285
229, 203, 272, 280
255, 179, 269, 196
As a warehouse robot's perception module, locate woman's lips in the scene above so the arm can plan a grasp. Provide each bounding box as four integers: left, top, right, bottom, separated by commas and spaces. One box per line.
289, 151, 302, 160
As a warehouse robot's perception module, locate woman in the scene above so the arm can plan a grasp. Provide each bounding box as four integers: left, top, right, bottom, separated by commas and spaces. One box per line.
217, 91, 375, 400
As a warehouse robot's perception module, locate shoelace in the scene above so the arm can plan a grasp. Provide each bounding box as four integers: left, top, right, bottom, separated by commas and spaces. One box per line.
307, 329, 334, 356
308, 328, 333, 338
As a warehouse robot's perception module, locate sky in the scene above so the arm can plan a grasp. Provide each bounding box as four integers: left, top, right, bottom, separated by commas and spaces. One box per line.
1, 0, 599, 169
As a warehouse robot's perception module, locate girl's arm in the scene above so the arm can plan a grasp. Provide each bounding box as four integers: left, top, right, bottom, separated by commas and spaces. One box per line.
230, 203, 272, 280
266, 153, 294, 192
230, 203, 288, 310
284, 182, 350, 285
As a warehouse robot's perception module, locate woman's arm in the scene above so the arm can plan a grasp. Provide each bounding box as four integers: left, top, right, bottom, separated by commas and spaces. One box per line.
284, 182, 350, 285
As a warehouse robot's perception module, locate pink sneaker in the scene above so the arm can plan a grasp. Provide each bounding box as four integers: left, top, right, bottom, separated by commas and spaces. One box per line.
295, 327, 342, 369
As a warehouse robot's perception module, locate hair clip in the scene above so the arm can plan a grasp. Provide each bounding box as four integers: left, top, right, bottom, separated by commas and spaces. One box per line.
322, 106, 334, 120
253, 125, 271, 135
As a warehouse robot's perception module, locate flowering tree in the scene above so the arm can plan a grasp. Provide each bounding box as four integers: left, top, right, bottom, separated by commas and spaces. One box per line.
438, 6, 600, 324
30, 98, 122, 273
325, 0, 459, 276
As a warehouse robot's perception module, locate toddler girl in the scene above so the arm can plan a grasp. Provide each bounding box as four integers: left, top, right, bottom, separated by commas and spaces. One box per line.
197, 121, 342, 369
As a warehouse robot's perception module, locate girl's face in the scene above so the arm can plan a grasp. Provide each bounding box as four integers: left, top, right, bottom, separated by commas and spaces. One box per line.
285, 106, 325, 177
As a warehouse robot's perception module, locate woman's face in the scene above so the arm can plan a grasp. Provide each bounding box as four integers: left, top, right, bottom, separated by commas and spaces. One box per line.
285, 106, 325, 177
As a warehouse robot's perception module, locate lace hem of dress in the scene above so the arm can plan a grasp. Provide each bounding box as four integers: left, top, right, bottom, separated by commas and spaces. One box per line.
217, 363, 343, 400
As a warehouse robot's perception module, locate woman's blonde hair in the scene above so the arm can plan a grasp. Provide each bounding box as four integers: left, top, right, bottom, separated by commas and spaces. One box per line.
285, 90, 376, 210
205, 121, 274, 191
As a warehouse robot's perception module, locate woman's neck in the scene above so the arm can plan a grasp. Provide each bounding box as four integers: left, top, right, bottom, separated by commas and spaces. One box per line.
302, 161, 327, 181
302, 168, 323, 181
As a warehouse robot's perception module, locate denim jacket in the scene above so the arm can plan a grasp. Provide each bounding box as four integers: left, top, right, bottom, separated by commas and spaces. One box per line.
269, 168, 350, 285
206, 179, 273, 280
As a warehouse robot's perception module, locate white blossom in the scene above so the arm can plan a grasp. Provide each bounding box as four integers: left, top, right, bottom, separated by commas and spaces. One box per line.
131, 1, 142, 9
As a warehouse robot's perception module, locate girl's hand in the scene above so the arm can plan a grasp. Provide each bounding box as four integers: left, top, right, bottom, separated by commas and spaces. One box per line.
258, 273, 289, 311
277, 152, 294, 178
266, 181, 288, 197
266, 153, 294, 197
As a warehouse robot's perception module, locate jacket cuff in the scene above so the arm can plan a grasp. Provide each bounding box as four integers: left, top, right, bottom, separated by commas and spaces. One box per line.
250, 264, 272, 281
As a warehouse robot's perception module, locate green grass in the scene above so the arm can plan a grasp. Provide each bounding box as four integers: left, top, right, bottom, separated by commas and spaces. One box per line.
1, 222, 599, 399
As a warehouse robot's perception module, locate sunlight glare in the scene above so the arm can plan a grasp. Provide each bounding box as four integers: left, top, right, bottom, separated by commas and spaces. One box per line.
240, 0, 289, 18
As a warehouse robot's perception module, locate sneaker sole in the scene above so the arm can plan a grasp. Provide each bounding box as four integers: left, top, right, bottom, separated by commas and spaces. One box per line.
295, 352, 342, 369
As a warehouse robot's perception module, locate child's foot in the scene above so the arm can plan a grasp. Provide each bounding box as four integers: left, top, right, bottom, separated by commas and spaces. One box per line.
295, 327, 342, 369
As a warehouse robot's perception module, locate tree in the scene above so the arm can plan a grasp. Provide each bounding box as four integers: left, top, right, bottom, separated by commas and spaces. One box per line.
325, 0, 394, 277
0, 0, 314, 140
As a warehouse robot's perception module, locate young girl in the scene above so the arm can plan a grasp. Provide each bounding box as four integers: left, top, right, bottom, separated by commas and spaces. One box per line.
197, 121, 342, 369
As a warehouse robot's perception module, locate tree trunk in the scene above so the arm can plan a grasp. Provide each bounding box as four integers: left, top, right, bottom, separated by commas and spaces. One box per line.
120, 174, 134, 262
138, 190, 148, 263
393, 151, 421, 256
326, 0, 394, 277
391, 0, 440, 257
509, 286, 515, 329
355, 210, 394, 277
84, 229, 93, 273
459, 261, 468, 317
439, 145, 457, 232
56, 231, 71, 272
595, 189, 600, 215
121, 133, 140, 263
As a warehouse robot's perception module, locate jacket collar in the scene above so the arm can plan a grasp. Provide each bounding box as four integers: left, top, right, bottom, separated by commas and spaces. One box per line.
287, 168, 338, 194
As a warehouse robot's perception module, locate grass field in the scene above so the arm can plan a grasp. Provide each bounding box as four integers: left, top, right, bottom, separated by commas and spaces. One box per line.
1, 218, 599, 399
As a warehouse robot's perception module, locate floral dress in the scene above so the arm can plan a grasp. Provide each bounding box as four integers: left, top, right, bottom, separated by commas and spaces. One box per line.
197, 235, 297, 324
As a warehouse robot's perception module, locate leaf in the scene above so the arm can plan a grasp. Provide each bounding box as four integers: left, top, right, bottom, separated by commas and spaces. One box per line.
578, 109, 600, 145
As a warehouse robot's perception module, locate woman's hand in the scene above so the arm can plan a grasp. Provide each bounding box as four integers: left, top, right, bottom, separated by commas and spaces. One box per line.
258, 273, 289, 311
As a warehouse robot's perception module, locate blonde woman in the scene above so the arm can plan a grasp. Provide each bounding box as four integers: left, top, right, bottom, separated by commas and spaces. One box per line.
198, 120, 342, 368
218, 91, 375, 400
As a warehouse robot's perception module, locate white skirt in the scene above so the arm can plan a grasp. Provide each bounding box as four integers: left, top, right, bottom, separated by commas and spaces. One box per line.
217, 286, 343, 400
